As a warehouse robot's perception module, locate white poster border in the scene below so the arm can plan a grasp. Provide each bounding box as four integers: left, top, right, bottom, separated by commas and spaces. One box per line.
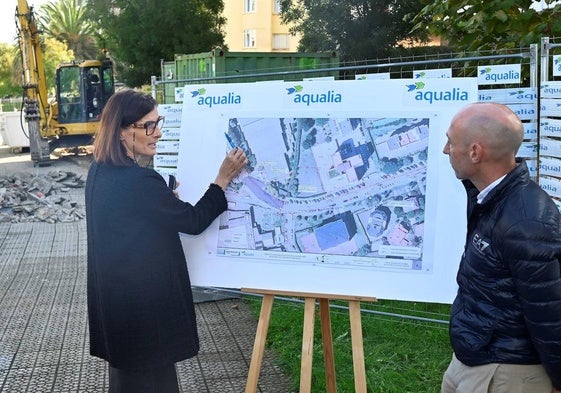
175, 78, 478, 303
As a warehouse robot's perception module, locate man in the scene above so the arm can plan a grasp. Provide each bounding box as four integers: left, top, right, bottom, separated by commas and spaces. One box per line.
441, 102, 561, 393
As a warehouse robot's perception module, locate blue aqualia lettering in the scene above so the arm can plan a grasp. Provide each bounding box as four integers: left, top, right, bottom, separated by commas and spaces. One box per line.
293, 90, 342, 106
542, 86, 561, 95
197, 92, 241, 108
414, 88, 469, 104
541, 183, 558, 193
485, 70, 520, 82
514, 108, 535, 116
543, 125, 561, 133
540, 163, 561, 173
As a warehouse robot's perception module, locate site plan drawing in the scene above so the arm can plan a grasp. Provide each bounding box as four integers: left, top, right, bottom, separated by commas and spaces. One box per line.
218, 116, 431, 272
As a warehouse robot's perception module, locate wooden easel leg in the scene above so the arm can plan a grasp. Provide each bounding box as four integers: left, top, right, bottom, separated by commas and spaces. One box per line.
300, 297, 316, 393
319, 298, 337, 393
349, 300, 367, 393
245, 294, 274, 393
243, 289, 374, 392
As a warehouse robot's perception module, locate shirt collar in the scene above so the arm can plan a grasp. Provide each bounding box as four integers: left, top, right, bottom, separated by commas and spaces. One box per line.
477, 174, 507, 204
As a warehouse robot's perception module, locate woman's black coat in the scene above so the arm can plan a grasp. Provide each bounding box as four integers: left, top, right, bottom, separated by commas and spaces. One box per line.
85, 161, 227, 370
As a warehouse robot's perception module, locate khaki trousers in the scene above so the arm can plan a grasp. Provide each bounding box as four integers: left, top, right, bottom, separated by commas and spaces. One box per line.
441, 353, 552, 393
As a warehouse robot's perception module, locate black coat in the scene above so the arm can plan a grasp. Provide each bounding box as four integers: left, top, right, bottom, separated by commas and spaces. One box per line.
450, 159, 561, 389
85, 161, 227, 370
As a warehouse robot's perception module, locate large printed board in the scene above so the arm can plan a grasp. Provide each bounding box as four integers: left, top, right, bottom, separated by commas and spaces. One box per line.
176, 79, 478, 303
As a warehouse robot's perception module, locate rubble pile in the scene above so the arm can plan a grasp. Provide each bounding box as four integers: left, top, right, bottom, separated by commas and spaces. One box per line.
0, 171, 86, 223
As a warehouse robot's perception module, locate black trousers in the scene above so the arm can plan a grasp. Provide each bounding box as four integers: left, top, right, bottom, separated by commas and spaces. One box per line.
108, 364, 180, 393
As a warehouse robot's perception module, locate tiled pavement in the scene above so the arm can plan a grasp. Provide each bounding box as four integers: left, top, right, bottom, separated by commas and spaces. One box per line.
0, 148, 294, 393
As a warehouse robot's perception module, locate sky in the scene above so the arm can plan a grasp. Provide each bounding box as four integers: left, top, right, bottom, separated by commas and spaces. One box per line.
1, 0, 51, 45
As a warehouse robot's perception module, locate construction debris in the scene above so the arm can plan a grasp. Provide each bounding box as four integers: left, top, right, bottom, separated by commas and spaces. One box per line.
0, 170, 85, 223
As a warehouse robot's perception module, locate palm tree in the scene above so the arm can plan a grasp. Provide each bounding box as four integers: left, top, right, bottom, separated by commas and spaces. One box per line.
38, 0, 100, 60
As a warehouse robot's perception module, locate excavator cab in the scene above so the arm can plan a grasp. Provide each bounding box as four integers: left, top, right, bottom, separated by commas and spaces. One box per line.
56, 59, 114, 124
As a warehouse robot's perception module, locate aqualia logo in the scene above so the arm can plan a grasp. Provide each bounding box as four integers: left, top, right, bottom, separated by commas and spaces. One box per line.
541, 121, 561, 135
542, 84, 561, 96
175, 87, 185, 101
406, 81, 469, 104
479, 66, 520, 83
508, 90, 537, 101
540, 162, 561, 174
286, 85, 342, 106
555, 58, 561, 73
414, 71, 426, 79
541, 183, 558, 194
190, 88, 242, 108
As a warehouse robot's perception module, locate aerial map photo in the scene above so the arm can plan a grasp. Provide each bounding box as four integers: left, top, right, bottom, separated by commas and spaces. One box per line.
217, 115, 431, 272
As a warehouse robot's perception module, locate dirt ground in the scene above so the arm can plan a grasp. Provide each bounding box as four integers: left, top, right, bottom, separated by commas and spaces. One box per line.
0, 145, 93, 177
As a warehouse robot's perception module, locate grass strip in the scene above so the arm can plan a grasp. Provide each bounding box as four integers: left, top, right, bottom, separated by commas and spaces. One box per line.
245, 296, 452, 393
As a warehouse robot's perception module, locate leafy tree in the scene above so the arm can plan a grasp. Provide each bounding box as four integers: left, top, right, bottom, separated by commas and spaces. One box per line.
42, 38, 75, 95
412, 0, 561, 51
87, 0, 226, 87
0, 43, 20, 97
11, 38, 74, 97
38, 0, 100, 60
279, 0, 429, 61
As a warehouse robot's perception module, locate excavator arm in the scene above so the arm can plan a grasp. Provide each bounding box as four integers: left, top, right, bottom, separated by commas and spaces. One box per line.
15, 0, 52, 164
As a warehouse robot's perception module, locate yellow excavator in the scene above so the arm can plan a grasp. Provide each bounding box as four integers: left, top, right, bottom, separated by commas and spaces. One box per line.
15, 0, 114, 165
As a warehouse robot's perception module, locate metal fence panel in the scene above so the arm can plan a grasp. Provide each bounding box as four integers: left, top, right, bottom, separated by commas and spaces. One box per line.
540, 37, 561, 208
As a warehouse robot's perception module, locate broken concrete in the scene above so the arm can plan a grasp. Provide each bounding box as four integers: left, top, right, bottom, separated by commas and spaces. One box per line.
0, 170, 86, 223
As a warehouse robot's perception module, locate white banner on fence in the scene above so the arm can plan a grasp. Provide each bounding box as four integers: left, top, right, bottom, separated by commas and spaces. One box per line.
175, 87, 185, 102
413, 69, 452, 79
539, 138, 561, 158
540, 175, 561, 199
518, 141, 538, 158
155, 104, 182, 177
541, 81, 561, 98
553, 55, 561, 77
153, 166, 177, 178
154, 154, 179, 168
540, 98, 561, 117
541, 118, 561, 137
355, 73, 390, 80
523, 122, 538, 141
161, 128, 181, 140
527, 159, 538, 179
156, 141, 180, 154
477, 64, 521, 85
540, 156, 561, 178
478, 87, 537, 104
159, 103, 183, 120
506, 102, 537, 121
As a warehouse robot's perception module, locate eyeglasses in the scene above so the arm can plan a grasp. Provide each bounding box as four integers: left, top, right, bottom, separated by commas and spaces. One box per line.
130, 116, 165, 136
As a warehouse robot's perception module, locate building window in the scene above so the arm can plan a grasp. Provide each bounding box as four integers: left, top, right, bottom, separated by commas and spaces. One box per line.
272, 34, 290, 49
273, 0, 282, 13
244, 0, 256, 12
244, 30, 257, 48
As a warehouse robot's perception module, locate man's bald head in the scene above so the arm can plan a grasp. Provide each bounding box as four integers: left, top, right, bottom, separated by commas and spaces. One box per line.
443, 102, 524, 190
453, 102, 524, 161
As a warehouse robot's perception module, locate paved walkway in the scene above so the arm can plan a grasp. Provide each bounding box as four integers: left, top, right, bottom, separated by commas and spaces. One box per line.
0, 147, 294, 392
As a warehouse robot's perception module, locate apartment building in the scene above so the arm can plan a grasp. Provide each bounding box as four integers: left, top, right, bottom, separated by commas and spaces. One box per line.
222, 0, 300, 52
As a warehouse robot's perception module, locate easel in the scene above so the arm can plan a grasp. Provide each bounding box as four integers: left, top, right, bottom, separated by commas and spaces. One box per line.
242, 288, 377, 393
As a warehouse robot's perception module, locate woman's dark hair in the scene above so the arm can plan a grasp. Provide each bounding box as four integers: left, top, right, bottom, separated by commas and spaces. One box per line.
93, 89, 157, 165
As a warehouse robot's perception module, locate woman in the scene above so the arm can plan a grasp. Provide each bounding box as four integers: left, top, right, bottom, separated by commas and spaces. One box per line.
85, 90, 247, 392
